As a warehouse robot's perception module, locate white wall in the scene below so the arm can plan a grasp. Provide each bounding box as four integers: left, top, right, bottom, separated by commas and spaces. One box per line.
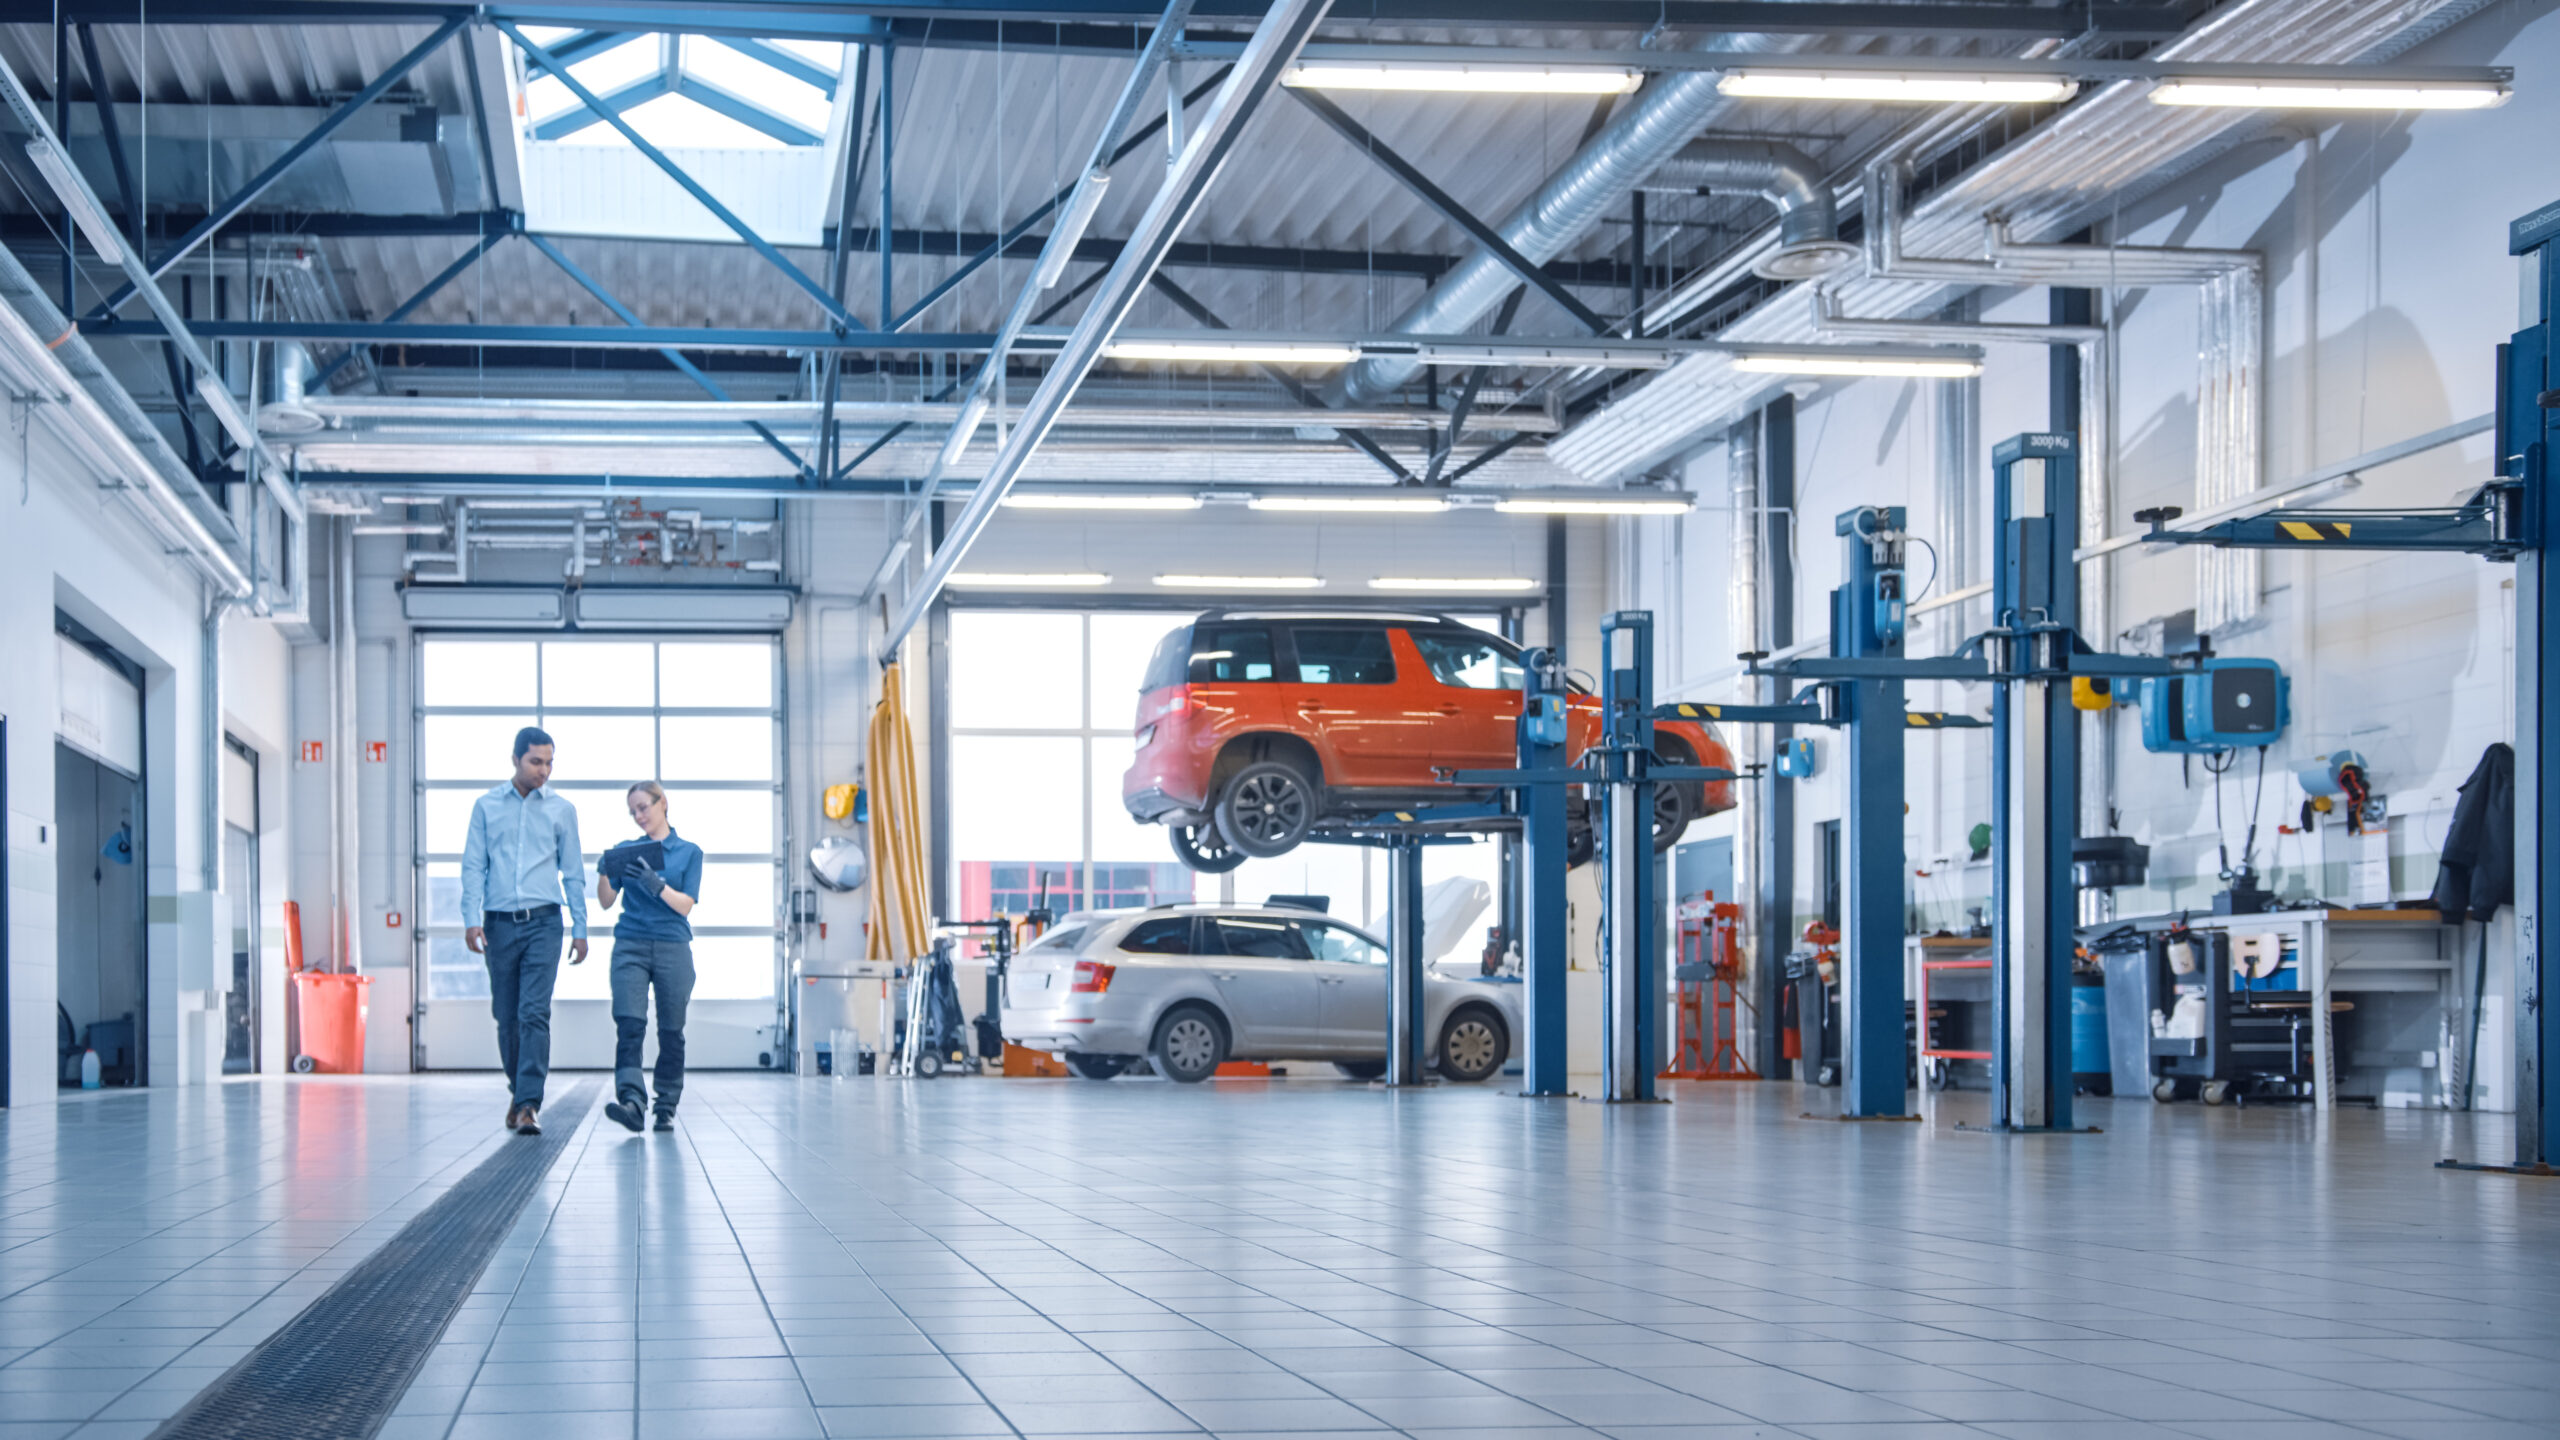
1622, 0, 2560, 1108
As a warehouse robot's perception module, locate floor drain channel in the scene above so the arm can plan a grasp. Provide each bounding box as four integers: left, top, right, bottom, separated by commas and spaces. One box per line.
149, 1082, 600, 1440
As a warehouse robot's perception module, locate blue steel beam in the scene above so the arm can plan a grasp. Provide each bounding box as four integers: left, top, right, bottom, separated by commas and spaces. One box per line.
87, 13, 467, 319
499, 19, 868, 332
530, 69, 669, 140
523, 27, 646, 70
709, 34, 838, 92
310, 227, 514, 389
306, 471, 912, 494
674, 73, 823, 145
524, 232, 811, 477
87, 317, 999, 351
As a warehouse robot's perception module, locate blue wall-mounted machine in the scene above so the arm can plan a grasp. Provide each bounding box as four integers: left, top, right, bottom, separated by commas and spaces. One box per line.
2137, 658, 2289, 753
1775, 736, 1819, 778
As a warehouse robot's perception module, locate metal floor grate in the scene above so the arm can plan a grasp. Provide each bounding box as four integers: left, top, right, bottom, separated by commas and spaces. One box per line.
148, 1082, 600, 1440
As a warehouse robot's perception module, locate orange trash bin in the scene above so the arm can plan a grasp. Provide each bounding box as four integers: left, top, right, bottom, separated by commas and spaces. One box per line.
291, 972, 371, 1074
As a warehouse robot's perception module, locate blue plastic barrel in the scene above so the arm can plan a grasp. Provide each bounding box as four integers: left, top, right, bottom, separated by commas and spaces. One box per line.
2070, 984, 2111, 1075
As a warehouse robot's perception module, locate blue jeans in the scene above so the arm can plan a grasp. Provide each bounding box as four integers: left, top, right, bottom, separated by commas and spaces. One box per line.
611, 938, 694, 1114
484, 908, 563, 1107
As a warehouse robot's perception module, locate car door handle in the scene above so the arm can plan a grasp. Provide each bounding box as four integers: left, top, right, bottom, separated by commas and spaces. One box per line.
1436, 704, 1464, 716
1213, 971, 1238, 980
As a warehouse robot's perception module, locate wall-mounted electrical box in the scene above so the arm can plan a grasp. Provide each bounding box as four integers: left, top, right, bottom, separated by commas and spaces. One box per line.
2137, 658, 2289, 754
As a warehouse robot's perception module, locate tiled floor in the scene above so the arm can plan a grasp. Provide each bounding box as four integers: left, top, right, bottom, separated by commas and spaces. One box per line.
4, 1074, 2558, 1440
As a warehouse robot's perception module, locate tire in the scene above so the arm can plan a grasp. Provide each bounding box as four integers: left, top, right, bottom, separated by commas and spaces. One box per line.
2201, 1079, 2232, 1106
1651, 757, 1696, 853
1064, 1053, 1132, 1080
1437, 1006, 1510, 1083
915, 1050, 943, 1079
1150, 1004, 1228, 1084
291, 1054, 316, 1074
1168, 819, 1248, 874
1815, 1061, 1840, 1088
2153, 1079, 2179, 1103
1564, 823, 1597, 868
1334, 1059, 1387, 1081
1215, 760, 1318, 859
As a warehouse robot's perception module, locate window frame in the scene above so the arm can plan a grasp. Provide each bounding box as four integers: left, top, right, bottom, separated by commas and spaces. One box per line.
1282, 623, 1399, 686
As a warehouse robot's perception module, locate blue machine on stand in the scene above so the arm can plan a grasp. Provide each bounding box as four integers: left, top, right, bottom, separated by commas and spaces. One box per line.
2116, 199, 2558, 1173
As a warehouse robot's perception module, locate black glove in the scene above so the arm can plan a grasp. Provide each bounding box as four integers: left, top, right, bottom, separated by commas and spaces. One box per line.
628, 858, 668, 898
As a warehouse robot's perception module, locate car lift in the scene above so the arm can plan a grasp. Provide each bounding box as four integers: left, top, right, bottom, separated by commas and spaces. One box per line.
2122, 197, 2556, 1171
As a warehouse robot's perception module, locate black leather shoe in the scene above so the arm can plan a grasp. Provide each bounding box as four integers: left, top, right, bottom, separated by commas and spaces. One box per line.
516, 1104, 541, 1137
605, 1097, 645, 1133
505, 1103, 524, 1132
652, 1111, 675, 1132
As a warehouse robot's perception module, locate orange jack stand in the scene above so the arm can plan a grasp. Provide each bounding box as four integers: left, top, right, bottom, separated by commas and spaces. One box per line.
1662, 897, 1760, 1081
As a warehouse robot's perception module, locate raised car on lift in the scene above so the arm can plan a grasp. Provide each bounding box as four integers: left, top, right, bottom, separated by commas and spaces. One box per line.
1122, 609, 1737, 871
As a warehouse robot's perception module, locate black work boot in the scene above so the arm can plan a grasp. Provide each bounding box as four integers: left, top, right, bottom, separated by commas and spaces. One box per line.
605, 1092, 646, 1133
652, 1110, 675, 1132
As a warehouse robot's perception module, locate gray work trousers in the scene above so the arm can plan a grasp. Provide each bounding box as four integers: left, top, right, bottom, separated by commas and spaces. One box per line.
611, 938, 695, 1114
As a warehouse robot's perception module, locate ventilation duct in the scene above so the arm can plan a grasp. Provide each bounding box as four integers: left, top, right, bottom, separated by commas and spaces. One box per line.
1329, 32, 1807, 406
1643, 139, 1855, 282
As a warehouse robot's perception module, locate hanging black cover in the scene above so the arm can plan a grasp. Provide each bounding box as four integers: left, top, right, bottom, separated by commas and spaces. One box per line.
2428, 742, 2513, 921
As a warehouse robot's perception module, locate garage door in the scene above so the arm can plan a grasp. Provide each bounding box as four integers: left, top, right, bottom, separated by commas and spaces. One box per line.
413, 637, 783, 1071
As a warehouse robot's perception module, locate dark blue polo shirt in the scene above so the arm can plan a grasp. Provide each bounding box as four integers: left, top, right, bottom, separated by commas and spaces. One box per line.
612, 829, 703, 944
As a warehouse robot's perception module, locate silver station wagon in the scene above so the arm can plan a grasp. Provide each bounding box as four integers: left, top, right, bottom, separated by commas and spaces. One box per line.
999, 904, 1519, 1085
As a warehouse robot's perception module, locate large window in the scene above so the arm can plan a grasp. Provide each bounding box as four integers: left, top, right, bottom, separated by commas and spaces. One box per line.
950, 611, 1197, 917
415, 638, 782, 1006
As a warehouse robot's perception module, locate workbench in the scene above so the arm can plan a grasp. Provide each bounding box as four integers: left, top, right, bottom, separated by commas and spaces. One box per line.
2158, 909, 2453, 1111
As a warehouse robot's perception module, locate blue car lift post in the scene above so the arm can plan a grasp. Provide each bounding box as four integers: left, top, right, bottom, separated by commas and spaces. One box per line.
1449, 619, 1735, 1101
1685, 504, 1984, 1120
2124, 199, 2557, 1172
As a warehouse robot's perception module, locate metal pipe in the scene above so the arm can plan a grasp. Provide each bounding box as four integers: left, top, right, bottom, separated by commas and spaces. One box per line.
1726, 415, 1763, 1040
880, 0, 1335, 663
1331, 31, 1802, 404
1644, 138, 1853, 281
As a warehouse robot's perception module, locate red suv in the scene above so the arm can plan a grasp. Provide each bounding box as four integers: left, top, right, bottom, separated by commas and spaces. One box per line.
1123, 609, 1736, 872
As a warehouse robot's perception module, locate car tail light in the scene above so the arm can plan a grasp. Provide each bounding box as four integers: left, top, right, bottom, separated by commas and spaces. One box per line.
1071, 960, 1116, 994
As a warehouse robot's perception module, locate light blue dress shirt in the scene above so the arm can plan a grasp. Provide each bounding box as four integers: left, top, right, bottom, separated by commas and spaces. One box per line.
459, 781, 590, 939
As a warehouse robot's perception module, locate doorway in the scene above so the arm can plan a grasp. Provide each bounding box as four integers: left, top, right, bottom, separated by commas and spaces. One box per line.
57, 745, 146, 1086
224, 736, 260, 1073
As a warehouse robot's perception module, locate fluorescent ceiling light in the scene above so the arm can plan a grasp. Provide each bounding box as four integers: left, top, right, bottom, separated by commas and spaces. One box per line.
1002, 492, 1203, 511
1249, 495, 1449, 514
24, 141, 127, 267
1732, 349, 1985, 379
1106, 340, 1363, 365
935, 390, 991, 472
1495, 495, 1695, 516
948, 571, 1112, 587
1718, 69, 2077, 104
1034, 168, 1111, 291
1284, 62, 1643, 95
195, 375, 260, 451
1154, 574, 1326, 589
2150, 78, 2508, 109
1370, 577, 1539, 592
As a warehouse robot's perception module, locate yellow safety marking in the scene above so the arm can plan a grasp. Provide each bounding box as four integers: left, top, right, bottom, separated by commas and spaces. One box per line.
2278, 520, 2353, 541
1394, 812, 1414, 822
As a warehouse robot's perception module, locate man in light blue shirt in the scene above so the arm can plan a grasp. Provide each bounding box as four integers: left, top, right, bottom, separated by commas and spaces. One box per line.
460, 726, 588, 1135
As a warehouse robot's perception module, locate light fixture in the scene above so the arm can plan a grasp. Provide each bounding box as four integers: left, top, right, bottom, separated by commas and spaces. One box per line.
1731, 347, 1985, 379
1002, 492, 1203, 511
1034, 168, 1112, 291
25, 140, 127, 267
1494, 494, 1695, 517
195, 374, 260, 451
935, 390, 992, 472
1284, 63, 1642, 95
1106, 340, 1363, 366
1249, 494, 1449, 514
1154, 574, 1326, 589
1370, 577, 1539, 592
947, 571, 1112, 587
2149, 77, 2509, 109
1717, 69, 2077, 104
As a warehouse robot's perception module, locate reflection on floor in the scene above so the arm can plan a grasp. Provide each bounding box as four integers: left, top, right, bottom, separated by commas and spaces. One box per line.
3, 1073, 2558, 1439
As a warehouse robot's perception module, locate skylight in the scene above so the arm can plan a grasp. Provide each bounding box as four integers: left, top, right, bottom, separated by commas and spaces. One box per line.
520, 29, 846, 150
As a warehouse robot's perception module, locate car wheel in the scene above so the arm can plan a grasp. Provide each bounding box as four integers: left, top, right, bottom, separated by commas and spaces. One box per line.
1437, 1006, 1509, 1083
1334, 1059, 1387, 1081
1563, 824, 1596, 868
1150, 1004, 1228, 1084
1215, 760, 1317, 858
1651, 758, 1695, 853
1064, 1053, 1132, 1080
1168, 819, 1248, 874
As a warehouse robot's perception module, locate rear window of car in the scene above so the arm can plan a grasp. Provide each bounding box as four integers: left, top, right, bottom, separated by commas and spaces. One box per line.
1022, 925, 1089, 955
1140, 627, 1192, 694
1203, 916, 1312, 959
1292, 627, 1396, 684
1411, 631, 1525, 691
1117, 917, 1195, 954
1190, 625, 1276, 683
